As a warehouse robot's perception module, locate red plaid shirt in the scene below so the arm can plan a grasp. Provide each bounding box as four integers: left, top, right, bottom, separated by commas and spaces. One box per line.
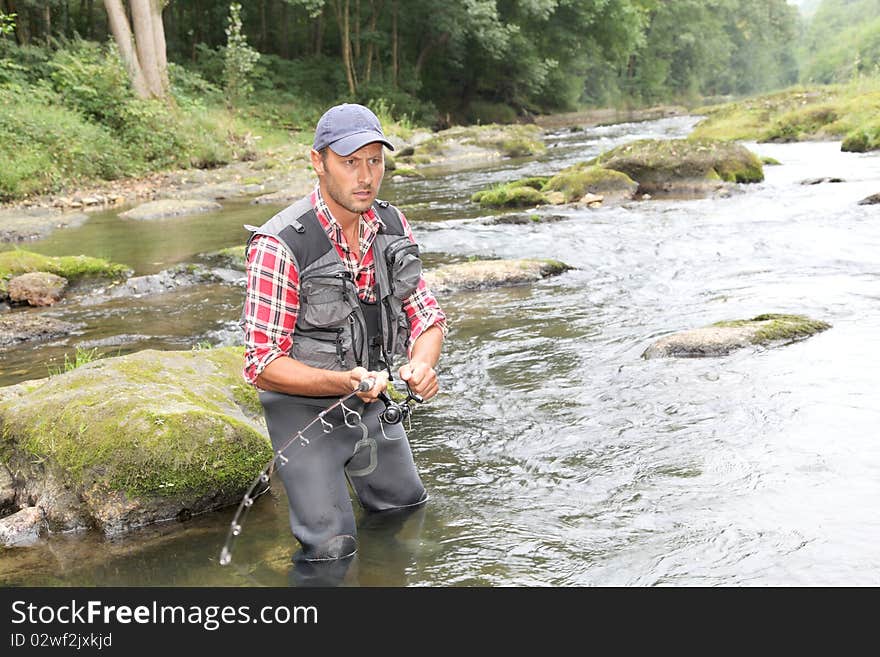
243, 187, 447, 385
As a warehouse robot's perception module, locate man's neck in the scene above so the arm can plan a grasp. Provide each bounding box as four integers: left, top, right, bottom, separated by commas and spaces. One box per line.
320, 186, 360, 232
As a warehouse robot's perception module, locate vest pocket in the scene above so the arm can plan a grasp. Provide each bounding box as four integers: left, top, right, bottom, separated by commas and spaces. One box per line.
385, 238, 422, 300
292, 327, 350, 369
300, 273, 357, 327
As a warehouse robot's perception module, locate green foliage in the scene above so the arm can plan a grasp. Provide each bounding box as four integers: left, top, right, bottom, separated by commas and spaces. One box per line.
800, 0, 880, 83
0, 89, 128, 200
625, 0, 799, 103
0, 11, 15, 38
466, 100, 518, 125
223, 2, 260, 108
0, 39, 238, 200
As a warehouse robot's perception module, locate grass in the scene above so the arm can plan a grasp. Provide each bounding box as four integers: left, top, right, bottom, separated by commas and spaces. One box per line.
691, 77, 880, 151
47, 346, 102, 376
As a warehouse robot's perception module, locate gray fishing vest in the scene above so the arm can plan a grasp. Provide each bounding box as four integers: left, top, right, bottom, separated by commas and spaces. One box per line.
243, 197, 422, 374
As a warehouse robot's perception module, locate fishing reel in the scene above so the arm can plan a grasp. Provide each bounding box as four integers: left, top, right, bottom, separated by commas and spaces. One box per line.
378, 385, 423, 424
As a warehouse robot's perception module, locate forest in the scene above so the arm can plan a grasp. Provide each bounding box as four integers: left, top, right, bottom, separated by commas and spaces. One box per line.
0, 0, 877, 200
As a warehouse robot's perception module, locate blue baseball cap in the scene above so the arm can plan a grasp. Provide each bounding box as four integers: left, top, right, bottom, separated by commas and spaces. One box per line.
312, 103, 395, 156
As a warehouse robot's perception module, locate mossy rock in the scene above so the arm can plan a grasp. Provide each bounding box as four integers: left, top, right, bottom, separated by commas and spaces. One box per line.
591, 138, 764, 194
642, 313, 831, 359
471, 183, 548, 208
424, 258, 572, 293
761, 104, 840, 143
543, 163, 638, 203
419, 123, 546, 163
202, 245, 247, 271
0, 249, 129, 298
0, 346, 270, 535
842, 120, 880, 152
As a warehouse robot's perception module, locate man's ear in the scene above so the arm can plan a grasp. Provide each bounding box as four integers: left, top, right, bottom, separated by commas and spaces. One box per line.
309, 148, 324, 175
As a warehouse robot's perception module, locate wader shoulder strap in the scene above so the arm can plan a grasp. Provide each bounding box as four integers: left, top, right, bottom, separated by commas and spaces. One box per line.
275, 209, 335, 272
244, 198, 334, 272
373, 200, 406, 236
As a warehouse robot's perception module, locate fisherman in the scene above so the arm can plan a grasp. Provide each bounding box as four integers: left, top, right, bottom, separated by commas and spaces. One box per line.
241, 103, 447, 565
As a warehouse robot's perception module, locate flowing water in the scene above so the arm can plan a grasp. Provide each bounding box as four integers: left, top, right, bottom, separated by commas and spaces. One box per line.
2, 115, 879, 586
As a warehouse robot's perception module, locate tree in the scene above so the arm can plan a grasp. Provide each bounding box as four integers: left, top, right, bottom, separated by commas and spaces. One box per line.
103, 0, 169, 98
224, 1, 260, 107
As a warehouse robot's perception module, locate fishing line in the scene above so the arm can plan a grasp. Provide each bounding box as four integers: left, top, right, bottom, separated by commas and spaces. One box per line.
219, 377, 375, 566
218, 377, 423, 566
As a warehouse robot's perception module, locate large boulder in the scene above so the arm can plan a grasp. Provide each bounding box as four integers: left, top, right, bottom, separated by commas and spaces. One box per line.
7, 272, 68, 307
424, 258, 572, 294
0, 347, 271, 536
591, 138, 764, 196
642, 313, 831, 359
542, 163, 638, 204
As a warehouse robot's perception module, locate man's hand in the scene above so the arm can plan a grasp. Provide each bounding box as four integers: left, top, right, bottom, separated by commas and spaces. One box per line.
348, 366, 388, 403
398, 361, 439, 401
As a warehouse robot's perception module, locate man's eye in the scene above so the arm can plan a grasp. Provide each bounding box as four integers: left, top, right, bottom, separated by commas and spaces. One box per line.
345, 159, 356, 166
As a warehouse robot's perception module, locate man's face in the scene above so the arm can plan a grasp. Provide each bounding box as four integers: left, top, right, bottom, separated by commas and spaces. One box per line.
311, 142, 385, 219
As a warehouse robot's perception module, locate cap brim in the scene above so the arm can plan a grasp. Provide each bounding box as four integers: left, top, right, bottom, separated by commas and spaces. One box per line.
327, 131, 395, 156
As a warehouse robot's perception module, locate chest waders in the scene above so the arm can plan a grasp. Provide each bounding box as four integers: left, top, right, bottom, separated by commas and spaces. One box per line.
244, 198, 428, 562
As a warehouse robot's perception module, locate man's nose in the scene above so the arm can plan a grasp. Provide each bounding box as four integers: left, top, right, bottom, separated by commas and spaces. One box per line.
357, 160, 372, 185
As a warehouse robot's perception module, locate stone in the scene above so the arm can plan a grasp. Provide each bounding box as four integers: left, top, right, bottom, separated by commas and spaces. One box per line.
0, 347, 270, 536
119, 199, 222, 221
642, 313, 831, 359
424, 258, 572, 294
0, 314, 78, 347
7, 272, 68, 307
0, 507, 46, 547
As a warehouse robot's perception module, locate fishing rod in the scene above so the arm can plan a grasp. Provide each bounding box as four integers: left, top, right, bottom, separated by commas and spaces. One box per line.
218, 377, 423, 567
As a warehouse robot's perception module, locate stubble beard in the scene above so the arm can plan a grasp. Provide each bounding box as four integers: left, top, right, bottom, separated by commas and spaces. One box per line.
325, 176, 376, 216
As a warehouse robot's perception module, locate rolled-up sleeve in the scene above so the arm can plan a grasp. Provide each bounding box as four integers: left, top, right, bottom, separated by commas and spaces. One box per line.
242, 235, 299, 385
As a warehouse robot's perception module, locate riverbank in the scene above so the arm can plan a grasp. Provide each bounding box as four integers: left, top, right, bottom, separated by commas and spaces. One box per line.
691, 77, 880, 151
0, 104, 689, 221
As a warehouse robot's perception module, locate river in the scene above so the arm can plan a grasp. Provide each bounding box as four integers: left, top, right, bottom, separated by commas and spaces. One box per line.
2, 114, 879, 586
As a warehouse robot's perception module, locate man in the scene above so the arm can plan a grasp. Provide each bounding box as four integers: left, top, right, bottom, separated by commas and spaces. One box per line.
242, 103, 447, 565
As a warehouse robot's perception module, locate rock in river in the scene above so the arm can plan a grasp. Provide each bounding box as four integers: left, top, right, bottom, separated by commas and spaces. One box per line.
0, 347, 271, 538
424, 258, 572, 294
119, 199, 222, 221
642, 313, 831, 359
